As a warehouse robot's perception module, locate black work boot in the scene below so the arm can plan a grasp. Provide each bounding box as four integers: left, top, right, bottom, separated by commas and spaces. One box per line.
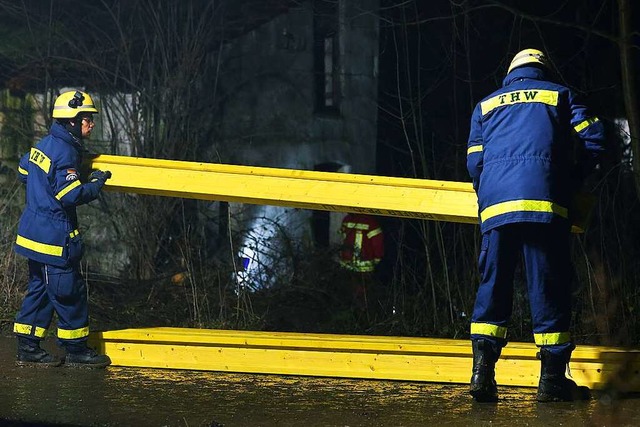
537, 348, 591, 402
16, 339, 62, 368
470, 339, 500, 402
65, 346, 111, 369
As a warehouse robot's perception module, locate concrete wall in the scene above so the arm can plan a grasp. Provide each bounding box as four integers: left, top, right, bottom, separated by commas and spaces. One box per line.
205, 0, 380, 290
214, 0, 379, 174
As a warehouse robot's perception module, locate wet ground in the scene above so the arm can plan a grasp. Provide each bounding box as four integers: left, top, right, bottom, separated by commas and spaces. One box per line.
1, 336, 639, 426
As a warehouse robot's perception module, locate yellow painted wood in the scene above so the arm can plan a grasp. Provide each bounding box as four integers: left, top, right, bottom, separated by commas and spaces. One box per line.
88, 154, 588, 231
89, 154, 478, 223
89, 328, 640, 391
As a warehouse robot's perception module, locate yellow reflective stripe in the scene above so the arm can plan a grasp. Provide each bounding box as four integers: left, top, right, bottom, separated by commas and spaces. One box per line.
467, 145, 483, 155
480, 200, 568, 222
574, 117, 599, 133
534, 332, 571, 346
16, 235, 64, 257
29, 147, 52, 174
354, 230, 363, 254
53, 102, 96, 111
18, 166, 28, 175
13, 323, 48, 338
470, 322, 508, 339
367, 227, 382, 239
480, 89, 559, 116
57, 326, 90, 340
339, 259, 380, 272
14, 323, 32, 335
69, 229, 79, 238
344, 222, 370, 231
55, 180, 81, 200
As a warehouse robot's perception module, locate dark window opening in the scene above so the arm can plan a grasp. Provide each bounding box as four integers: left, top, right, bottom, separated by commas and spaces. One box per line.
313, 0, 340, 114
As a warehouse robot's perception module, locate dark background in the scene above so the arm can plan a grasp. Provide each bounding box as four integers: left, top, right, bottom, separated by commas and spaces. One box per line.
0, 0, 638, 346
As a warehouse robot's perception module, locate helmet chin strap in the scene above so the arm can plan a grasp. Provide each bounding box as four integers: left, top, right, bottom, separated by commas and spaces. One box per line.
59, 118, 83, 140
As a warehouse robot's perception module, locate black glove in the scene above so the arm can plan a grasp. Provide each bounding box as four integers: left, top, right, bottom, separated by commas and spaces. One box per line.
89, 170, 112, 183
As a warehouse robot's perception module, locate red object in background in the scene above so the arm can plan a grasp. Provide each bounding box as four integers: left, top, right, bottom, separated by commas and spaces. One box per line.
339, 213, 384, 273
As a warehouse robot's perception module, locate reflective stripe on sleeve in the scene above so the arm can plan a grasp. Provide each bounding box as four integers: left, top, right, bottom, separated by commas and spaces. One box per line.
470, 322, 508, 339
18, 166, 28, 175
480, 200, 568, 223
55, 180, 81, 200
467, 145, 483, 155
16, 235, 64, 257
574, 117, 600, 133
367, 227, 382, 239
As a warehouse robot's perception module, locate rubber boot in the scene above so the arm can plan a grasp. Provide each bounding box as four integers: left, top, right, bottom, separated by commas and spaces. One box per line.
16, 338, 62, 368
65, 345, 111, 369
537, 348, 591, 402
470, 339, 500, 402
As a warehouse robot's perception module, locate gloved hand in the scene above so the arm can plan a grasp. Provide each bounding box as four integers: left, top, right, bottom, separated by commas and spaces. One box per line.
89, 170, 112, 183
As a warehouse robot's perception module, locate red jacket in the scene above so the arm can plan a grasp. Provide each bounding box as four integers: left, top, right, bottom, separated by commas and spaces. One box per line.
339, 214, 384, 272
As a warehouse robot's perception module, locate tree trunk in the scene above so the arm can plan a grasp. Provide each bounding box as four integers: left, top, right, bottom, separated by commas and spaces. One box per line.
618, 0, 640, 197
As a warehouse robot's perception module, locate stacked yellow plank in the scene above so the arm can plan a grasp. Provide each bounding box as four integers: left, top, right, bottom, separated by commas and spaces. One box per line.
87, 155, 611, 384
90, 328, 640, 391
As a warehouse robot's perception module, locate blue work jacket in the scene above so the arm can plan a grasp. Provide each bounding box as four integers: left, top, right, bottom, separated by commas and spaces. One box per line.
467, 66, 606, 233
15, 122, 104, 267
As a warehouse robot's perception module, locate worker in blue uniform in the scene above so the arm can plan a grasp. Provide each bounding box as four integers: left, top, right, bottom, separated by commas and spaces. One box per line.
466, 49, 606, 402
14, 90, 112, 368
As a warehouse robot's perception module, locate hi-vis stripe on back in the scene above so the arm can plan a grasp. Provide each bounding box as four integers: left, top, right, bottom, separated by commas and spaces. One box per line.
29, 147, 52, 174
480, 199, 568, 222
481, 89, 558, 116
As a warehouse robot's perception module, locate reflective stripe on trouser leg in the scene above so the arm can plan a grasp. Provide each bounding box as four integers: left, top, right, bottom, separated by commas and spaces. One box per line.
522, 222, 573, 352
57, 326, 90, 340
470, 323, 508, 339
44, 264, 90, 344
14, 260, 55, 341
470, 226, 521, 342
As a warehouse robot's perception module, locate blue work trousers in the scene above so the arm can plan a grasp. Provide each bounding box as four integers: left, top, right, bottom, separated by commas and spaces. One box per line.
14, 260, 89, 347
471, 222, 573, 357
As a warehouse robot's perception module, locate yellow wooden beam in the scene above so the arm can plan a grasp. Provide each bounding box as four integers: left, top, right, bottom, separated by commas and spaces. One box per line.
88, 155, 590, 231
89, 154, 479, 223
89, 328, 640, 391
84, 158, 603, 382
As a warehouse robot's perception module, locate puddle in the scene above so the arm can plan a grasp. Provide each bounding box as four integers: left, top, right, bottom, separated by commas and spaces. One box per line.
0, 335, 637, 426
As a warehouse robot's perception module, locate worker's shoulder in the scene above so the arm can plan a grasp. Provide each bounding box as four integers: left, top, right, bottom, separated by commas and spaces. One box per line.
487, 79, 568, 97
37, 134, 79, 163
518, 79, 570, 93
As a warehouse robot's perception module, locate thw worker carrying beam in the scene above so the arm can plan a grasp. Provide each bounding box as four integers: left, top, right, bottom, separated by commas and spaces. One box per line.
466, 49, 606, 402
13, 90, 112, 368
